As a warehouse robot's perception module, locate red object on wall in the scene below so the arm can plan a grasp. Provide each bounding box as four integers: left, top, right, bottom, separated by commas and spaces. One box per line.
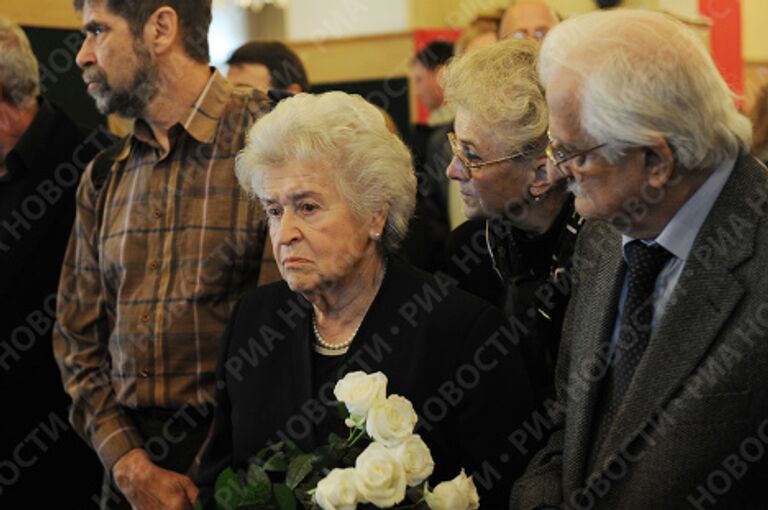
699, 0, 743, 107
412, 29, 462, 124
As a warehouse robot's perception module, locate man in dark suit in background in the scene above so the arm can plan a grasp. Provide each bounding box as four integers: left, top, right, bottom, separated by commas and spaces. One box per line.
225, 40, 309, 94
511, 9, 768, 510
0, 16, 110, 508
406, 41, 455, 271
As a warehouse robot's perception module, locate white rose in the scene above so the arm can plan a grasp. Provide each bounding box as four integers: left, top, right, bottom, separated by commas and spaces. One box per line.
366, 395, 418, 447
390, 435, 435, 487
425, 470, 480, 510
314, 468, 359, 510
354, 442, 407, 507
334, 371, 388, 420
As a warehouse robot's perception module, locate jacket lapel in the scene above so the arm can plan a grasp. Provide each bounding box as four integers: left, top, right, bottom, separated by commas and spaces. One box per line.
594, 154, 760, 468
286, 297, 315, 451
564, 224, 625, 490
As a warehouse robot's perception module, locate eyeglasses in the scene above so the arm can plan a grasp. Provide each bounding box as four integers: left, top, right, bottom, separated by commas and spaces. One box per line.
447, 132, 525, 177
545, 128, 606, 177
511, 29, 548, 41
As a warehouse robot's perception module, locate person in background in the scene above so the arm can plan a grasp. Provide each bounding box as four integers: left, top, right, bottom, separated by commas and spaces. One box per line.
226, 40, 309, 94
751, 82, 768, 165
406, 41, 455, 272
498, 0, 559, 41
196, 91, 535, 508
53, 0, 281, 508
454, 16, 499, 57
0, 16, 110, 508
412, 41, 454, 129
441, 38, 579, 405
512, 10, 767, 509
224, 39, 403, 141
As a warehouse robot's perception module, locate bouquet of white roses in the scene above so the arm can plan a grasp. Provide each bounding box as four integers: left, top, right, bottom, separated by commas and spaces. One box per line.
206, 371, 480, 510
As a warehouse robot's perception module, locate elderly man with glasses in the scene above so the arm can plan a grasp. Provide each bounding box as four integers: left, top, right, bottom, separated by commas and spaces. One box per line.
512, 9, 768, 510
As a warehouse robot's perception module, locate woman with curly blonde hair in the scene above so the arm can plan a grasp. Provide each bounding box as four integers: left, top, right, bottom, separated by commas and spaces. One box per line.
442, 38, 581, 403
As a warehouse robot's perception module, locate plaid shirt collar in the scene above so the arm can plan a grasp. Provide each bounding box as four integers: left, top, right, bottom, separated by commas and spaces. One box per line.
118, 68, 232, 161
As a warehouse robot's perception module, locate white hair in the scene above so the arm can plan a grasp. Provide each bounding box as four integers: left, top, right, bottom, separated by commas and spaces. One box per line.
0, 17, 40, 107
539, 9, 752, 171
236, 91, 416, 253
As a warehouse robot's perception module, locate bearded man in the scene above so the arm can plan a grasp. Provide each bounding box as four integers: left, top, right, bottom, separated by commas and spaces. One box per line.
52, 1, 279, 509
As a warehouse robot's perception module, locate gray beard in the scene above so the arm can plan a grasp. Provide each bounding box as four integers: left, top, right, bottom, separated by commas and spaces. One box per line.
87, 44, 159, 118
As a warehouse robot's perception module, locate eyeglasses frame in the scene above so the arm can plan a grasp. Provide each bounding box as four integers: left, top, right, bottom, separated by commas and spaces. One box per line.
545, 128, 607, 177
447, 132, 526, 178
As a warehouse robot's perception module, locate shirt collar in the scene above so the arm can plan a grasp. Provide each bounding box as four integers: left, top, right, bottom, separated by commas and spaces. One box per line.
622, 157, 736, 261
125, 68, 232, 157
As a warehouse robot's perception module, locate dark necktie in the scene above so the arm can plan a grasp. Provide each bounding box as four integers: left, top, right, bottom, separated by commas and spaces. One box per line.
594, 241, 673, 449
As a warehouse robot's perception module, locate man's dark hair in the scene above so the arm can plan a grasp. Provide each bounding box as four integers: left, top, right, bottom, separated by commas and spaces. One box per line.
413, 41, 454, 71
73, 0, 211, 63
226, 41, 309, 92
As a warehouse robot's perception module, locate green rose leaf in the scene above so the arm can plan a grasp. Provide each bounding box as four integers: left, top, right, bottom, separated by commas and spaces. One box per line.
273, 483, 297, 510
286, 453, 314, 490
312, 445, 340, 470
335, 401, 350, 421
214, 467, 243, 509
255, 442, 285, 462
243, 464, 272, 503
327, 433, 346, 451
263, 451, 288, 472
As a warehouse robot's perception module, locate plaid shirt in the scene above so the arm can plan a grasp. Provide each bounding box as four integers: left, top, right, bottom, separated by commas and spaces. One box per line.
53, 70, 280, 470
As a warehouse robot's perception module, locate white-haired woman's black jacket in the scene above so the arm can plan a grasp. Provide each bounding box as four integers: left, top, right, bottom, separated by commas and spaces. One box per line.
197, 256, 536, 508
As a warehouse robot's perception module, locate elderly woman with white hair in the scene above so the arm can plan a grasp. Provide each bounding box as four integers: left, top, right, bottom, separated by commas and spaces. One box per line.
441, 38, 581, 404
196, 91, 535, 507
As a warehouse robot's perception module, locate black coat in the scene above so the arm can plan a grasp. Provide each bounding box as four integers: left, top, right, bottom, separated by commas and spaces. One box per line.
197, 257, 536, 508
443, 200, 581, 404
0, 99, 111, 508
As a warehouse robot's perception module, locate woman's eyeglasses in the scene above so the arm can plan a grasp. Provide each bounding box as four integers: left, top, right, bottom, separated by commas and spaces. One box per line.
447, 132, 525, 178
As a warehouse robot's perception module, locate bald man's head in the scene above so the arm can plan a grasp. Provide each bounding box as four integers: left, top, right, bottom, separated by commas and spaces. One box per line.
499, 0, 558, 42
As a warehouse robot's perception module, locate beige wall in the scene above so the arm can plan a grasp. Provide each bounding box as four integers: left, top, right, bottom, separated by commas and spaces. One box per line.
743, 0, 768, 62
3, 0, 766, 61
293, 32, 414, 84
409, 0, 505, 28
0, 0, 80, 29
3, 0, 767, 114
741, 0, 768, 116
407, 0, 698, 27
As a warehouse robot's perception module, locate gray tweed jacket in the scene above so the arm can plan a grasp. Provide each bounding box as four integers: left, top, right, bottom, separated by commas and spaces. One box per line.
510, 153, 768, 510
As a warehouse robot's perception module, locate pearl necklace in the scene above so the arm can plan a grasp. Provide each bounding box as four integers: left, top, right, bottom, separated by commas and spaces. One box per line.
312, 314, 360, 351
311, 261, 387, 353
